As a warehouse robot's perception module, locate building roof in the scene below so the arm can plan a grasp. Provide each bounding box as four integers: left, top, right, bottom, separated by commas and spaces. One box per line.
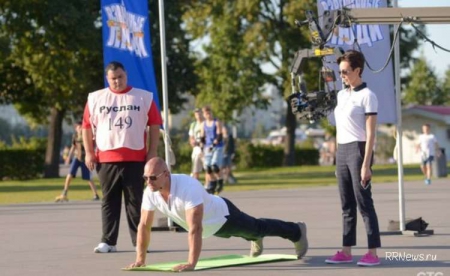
403, 105, 450, 124
413, 105, 450, 115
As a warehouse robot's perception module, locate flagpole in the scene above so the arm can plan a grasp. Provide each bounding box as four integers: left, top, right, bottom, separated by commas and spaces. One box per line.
158, 0, 173, 228
158, 0, 171, 169
393, 0, 406, 231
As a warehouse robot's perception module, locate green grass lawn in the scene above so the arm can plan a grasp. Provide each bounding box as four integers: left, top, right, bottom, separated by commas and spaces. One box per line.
0, 164, 430, 205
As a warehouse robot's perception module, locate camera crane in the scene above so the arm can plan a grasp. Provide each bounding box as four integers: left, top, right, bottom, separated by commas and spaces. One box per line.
289, 5, 450, 233
289, 6, 450, 122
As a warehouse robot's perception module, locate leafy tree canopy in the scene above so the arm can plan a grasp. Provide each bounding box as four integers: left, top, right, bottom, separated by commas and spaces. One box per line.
0, 0, 104, 122
183, 0, 318, 121
403, 56, 446, 105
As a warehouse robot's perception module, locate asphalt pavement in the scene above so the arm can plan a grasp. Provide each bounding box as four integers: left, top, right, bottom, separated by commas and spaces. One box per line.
1, 178, 449, 276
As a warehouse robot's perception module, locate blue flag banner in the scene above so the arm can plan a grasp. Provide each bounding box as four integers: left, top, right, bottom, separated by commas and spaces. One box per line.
101, 0, 160, 109
318, 0, 396, 124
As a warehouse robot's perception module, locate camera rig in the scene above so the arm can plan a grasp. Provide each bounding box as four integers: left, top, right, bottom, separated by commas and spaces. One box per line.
288, 10, 343, 123
288, 6, 450, 123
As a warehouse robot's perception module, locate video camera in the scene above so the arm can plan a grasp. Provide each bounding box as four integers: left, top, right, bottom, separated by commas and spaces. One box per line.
288, 67, 338, 122
288, 11, 343, 123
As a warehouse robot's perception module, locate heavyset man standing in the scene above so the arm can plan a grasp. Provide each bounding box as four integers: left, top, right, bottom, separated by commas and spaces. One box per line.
82, 61, 162, 253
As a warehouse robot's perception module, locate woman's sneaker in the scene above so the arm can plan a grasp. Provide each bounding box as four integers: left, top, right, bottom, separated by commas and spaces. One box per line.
357, 252, 380, 266
325, 251, 353, 264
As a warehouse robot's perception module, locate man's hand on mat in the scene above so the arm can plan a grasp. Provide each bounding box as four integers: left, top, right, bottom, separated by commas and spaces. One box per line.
126, 261, 145, 269
172, 263, 195, 272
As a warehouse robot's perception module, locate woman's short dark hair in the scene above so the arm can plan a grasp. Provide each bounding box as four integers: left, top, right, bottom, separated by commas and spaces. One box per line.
337, 50, 365, 77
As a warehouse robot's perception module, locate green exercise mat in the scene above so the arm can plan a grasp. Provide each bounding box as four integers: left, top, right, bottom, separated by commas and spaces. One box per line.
124, 254, 298, 272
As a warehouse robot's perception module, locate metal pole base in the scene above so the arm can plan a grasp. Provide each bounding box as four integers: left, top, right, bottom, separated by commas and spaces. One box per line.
380, 229, 434, 236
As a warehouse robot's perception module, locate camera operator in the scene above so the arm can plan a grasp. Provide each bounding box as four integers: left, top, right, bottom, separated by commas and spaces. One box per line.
199, 106, 224, 194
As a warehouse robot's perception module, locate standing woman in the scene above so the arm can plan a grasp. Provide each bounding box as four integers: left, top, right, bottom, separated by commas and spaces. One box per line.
325, 50, 381, 266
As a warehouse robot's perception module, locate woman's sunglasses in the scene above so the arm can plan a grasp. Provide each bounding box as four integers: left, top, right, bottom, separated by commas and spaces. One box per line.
338, 69, 351, 75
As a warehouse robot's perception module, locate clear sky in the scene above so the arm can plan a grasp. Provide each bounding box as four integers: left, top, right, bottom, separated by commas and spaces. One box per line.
399, 0, 450, 79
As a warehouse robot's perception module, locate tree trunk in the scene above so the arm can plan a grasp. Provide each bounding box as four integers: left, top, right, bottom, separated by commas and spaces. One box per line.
283, 100, 297, 166
43, 107, 65, 178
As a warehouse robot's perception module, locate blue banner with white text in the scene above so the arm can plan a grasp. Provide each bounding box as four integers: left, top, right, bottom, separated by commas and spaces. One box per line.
101, 0, 160, 110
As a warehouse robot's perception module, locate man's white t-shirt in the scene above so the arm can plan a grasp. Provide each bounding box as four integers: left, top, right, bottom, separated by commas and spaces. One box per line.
142, 174, 229, 238
334, 83, 378, 144
418, 133, 437, 158
189, 121, 203, 157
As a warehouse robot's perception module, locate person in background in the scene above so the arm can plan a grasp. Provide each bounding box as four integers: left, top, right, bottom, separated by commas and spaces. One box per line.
61, 146, 71, 164
82, 61, 162, 253
416, 123, 441, 185
55, 121, 99, 202
200, 106, 224, 194
126, 157, 308, 272
222, 124, 237, 184
325, 50, 381, 266
188, 108, 204, 180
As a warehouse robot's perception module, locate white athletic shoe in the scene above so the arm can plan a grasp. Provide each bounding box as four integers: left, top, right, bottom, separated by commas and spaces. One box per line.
94, 242, 117, 253
250, 238, 263, 257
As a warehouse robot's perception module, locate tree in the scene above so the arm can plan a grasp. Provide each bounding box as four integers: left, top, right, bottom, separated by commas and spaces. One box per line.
0, 0, 198, 177
183, 0, 319, 166
0, 0, 104, 177
403, 56, 446, 105
440, 67, 450, 103
182, 1, 426, 166
149, 0, 198, 114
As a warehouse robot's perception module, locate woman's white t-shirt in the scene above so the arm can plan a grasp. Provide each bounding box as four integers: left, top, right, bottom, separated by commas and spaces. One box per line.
334, 83, 378, 144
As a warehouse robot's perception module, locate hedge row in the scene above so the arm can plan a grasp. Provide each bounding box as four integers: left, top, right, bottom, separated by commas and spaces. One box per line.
0, 139, 318, 180
0, 149, 45, 180
235, 141, 319, 169
166, 138, 319, 172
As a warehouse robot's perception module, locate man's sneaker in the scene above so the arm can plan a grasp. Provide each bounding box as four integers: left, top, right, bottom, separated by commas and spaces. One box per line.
294, 222, 308, 259
425, 179, 431, 185
93, 195, 100, 201
55, 195, 68, 202
249, 238, 263, 257
325, 251, 353, 264
357, 252, 380, 266
94, 242, 117, 253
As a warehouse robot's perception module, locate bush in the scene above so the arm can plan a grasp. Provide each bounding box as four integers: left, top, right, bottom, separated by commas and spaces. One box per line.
158, 135, 319, 172
0, 137, 46, 180
0, 148, 46, 180
236, 141, 319, 169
